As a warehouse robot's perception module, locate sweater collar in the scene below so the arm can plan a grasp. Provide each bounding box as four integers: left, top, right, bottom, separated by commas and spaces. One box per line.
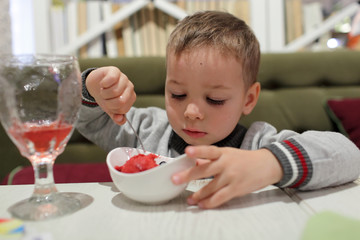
169, 124, 247, 155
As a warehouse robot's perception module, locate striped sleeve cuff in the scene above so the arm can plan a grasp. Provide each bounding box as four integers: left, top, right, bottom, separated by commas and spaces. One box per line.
264, 139, 313, 188
81, 68, 99, 108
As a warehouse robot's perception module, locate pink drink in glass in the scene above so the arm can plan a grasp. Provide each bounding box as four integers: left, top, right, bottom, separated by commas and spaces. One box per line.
8, 121, 73, 164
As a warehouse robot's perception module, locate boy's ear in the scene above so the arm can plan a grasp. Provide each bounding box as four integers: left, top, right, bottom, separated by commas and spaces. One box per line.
242, 82, 260, 115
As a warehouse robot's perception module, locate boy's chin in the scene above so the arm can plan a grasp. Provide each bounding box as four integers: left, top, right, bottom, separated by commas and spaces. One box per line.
183, 136, 217, 146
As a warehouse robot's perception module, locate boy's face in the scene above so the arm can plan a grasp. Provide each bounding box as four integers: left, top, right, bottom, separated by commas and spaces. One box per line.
165, 47, 259, 146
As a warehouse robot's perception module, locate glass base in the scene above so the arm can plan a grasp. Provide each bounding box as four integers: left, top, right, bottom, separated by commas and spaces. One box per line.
8, 192, 93, 221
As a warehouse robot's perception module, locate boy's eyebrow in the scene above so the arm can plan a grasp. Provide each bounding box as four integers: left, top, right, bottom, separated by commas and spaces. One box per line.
210, 84, 231, 90
167, 79, 182, 85
168, 79, 231, 90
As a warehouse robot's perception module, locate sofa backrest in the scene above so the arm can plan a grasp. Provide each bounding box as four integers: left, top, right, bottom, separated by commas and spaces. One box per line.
249, 51, 360, 132
79, 51, 360, 133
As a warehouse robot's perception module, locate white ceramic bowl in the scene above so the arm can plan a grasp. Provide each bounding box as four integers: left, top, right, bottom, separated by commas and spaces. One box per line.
106, 147, 196, 204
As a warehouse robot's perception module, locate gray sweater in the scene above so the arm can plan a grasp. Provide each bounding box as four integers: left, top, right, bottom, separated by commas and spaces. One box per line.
77, 104, 360, 191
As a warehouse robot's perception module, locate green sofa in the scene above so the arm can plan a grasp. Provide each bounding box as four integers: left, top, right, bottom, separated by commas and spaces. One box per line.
1, 51, 360, 183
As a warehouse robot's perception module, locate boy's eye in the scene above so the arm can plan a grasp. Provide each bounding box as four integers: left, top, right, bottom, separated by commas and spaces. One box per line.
207, 97, 225, 105
171, 93, 186, 100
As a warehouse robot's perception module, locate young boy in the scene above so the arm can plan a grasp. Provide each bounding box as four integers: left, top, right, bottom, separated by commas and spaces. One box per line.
77, 11, 360, 209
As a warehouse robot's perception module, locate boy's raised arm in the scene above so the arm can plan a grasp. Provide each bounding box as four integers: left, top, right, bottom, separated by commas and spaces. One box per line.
83, 67, 136, 125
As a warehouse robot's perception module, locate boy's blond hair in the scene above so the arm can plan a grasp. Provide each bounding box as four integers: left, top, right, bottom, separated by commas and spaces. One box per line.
166, 11, 260, 88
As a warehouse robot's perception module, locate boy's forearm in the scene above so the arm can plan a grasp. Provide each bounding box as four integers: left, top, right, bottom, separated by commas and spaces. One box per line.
244, 122, 360, 190
266, 132, 360, 190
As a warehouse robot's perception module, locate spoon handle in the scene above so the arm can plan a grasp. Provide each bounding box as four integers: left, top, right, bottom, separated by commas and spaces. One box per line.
126, 117, 146, 153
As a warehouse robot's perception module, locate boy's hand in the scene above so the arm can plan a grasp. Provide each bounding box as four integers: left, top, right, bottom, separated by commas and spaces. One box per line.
172, 146, 283, 209
86, 67, 136, 125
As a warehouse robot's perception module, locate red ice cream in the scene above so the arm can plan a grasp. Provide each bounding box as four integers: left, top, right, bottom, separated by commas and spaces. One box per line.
115, 153, 159, 173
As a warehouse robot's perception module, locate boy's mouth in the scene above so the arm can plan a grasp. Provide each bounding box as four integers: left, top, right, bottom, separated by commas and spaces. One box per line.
183, 128, 207, 138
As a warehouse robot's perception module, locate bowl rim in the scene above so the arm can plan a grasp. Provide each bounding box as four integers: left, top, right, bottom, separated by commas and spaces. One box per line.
106, 147, 193, 178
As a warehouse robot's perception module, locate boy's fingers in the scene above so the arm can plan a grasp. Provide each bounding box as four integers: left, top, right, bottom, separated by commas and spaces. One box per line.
112, 114, 126, 125
190, 173, 227, 203
187, 182, 234, 209
99, 68, 125, 89
185, 145, 222, 161
100, 77, 133, 101
103, 97, 127, 113
172, 159, 221, 185
100, 85, 125, 100
196, 159, 210, 166
101, 82, 135, 115
105, 90, 136, 114
196, 185, 236, 209
172, 145, 227, 185
172, 167, 193, 185
121, 82, 136, 106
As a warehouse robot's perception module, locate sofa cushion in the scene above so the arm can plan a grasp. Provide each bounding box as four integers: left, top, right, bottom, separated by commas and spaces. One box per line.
325, 98, 360, 149
2, 163, 111, 185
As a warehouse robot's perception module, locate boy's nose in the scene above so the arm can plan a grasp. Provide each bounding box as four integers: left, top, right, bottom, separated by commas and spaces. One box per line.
184, 103, 203, 120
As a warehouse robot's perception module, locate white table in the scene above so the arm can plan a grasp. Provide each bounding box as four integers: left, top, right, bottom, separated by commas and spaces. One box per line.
1, 179, 359, 240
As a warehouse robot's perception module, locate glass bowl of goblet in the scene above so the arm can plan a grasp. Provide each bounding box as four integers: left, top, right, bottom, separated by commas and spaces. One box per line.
0, 54, 84, 221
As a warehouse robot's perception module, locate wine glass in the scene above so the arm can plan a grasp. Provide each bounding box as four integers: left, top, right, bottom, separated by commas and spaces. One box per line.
0, 54, 83, 220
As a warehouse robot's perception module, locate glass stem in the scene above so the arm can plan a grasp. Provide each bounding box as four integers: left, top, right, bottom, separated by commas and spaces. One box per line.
31, 160, 58, 203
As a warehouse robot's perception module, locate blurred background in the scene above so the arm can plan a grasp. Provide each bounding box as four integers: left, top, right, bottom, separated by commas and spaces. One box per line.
1, 0, 360, 57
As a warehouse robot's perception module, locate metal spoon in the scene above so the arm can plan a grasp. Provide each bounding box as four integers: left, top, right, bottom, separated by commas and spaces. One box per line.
126, 117, 146, 153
